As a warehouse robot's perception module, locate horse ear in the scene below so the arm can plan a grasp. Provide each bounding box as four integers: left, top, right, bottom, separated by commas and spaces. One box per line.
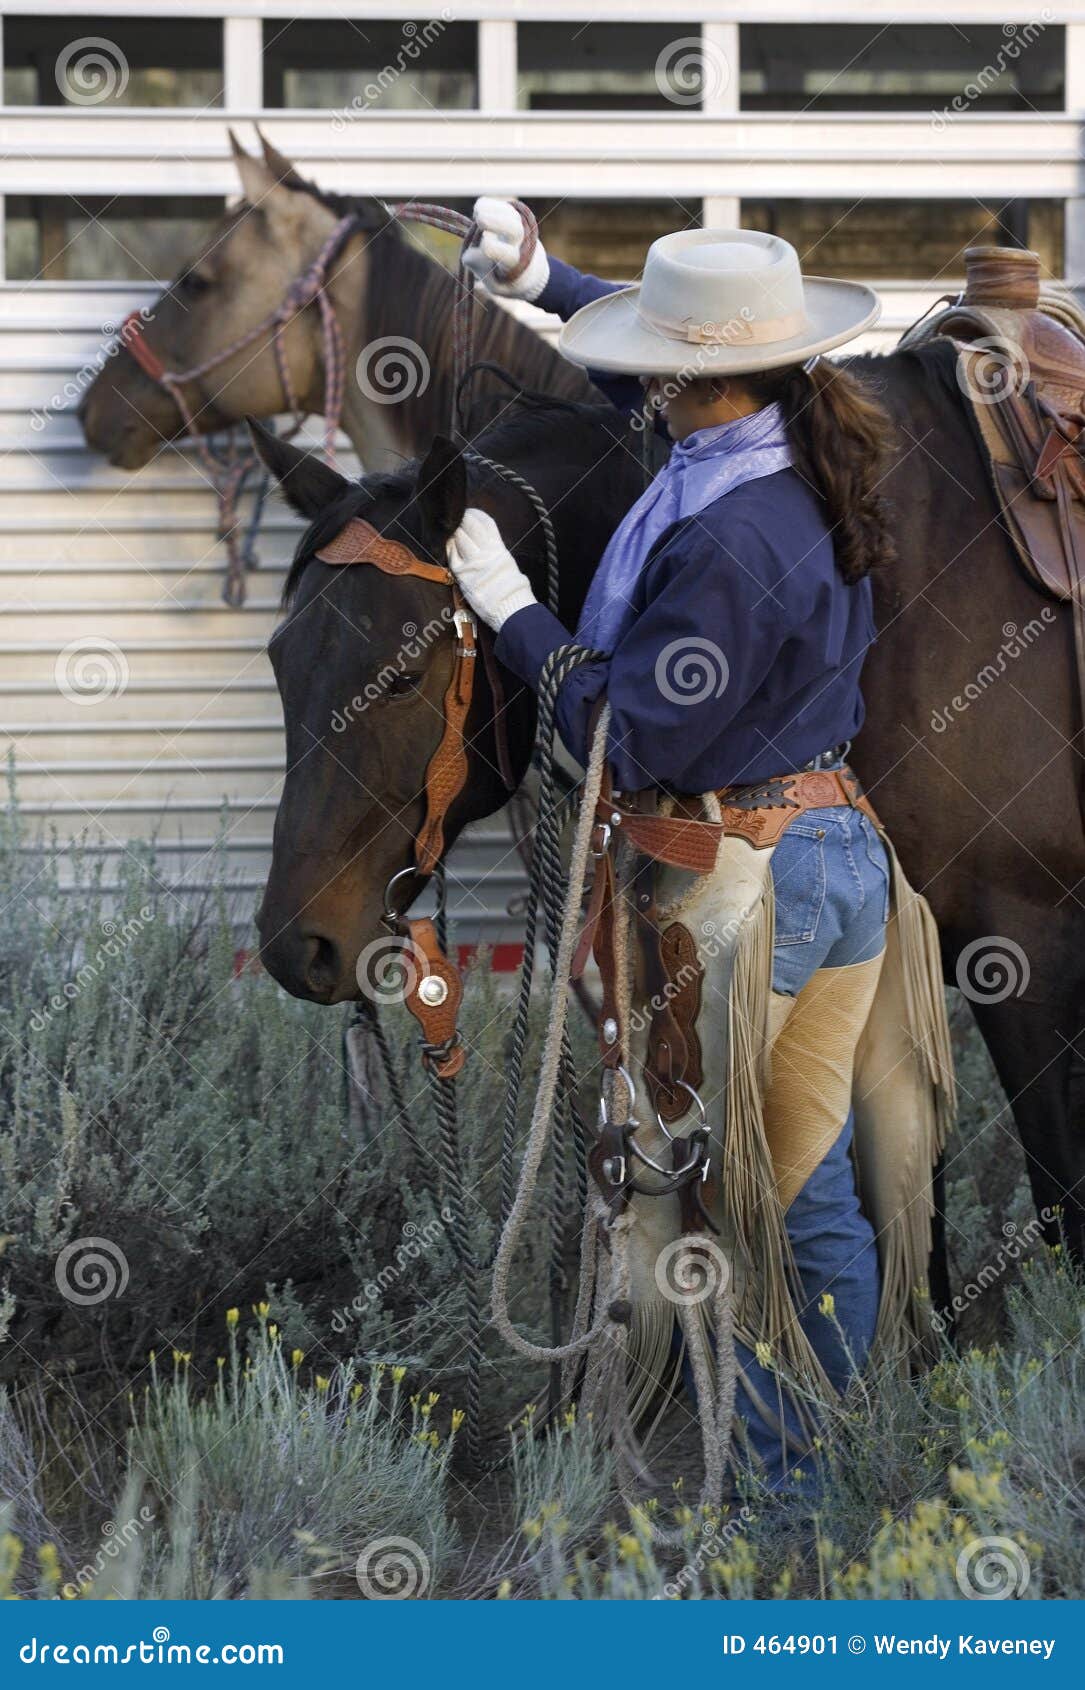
255, 125, 303, 189
417, 435, 468, 536
228, 128, 276, 207
246, 418, 350, 518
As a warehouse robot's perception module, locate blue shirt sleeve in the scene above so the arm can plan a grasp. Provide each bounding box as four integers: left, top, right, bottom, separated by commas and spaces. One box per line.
535, 257, 644, 417
535, 255, 624, 319
494, 516, 787, 793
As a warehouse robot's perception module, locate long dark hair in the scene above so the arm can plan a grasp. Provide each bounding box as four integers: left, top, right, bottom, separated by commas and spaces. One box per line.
736, 359, 897, 583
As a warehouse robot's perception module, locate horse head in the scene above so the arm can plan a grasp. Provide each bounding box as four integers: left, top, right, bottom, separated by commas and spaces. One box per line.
78, 129, 389, 469
251, 420, 535, 1003
251, 399, 645, 1003
79, 132, 594, 471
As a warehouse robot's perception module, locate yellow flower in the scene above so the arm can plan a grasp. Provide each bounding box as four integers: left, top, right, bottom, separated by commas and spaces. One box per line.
291, 1349, 304, 1368
315, 1375, 330, 1393
172, 1350, 191, 1367
755, 1340, 773, 1368
391, 1365, 407, 1384
496, 1578, 512, 1599
225, 1307, 239, 1329
819, 1292, 836, 1318
216, 1356, 225, 1370
350, 1383, 364, 1402
450, 1408, 465, 1433
268, 1322, 279, 1339
253, 1300, 270, 1319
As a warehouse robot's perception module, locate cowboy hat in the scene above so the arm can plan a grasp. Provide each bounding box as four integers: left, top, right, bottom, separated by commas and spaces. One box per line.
558, 227, 881, 378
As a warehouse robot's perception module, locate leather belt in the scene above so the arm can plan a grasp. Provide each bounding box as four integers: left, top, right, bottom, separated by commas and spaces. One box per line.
590, 764, 880, 878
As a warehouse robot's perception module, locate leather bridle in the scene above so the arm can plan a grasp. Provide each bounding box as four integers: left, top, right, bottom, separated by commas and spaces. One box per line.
119, 213, 361, 606
313, 512, 515, 1079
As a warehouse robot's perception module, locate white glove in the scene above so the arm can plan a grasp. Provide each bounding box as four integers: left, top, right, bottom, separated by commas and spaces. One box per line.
461, 197, 550, 303
447, 508, 537, 632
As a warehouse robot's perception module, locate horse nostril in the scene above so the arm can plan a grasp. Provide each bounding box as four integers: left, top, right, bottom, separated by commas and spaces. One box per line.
304, 934, 342, 996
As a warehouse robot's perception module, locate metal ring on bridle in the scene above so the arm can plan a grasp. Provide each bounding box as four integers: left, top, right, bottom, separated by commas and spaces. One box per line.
382, 864, 421, 931
654, 1080, 708, 1140
626, 1128, 706, 1181
597, 1064, 636, 1125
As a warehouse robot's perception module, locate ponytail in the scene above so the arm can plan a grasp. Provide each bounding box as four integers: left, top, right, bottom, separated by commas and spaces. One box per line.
740, 358, 897, 583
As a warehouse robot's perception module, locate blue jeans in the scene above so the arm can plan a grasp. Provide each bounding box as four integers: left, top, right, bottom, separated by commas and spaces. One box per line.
734, 802, 890, 1490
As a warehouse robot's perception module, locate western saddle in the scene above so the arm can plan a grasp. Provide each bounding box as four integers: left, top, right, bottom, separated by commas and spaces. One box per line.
899, 244, 1085, 697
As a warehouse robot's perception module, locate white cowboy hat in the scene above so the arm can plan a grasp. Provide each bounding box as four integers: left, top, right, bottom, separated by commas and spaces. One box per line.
558, 227, 881, 378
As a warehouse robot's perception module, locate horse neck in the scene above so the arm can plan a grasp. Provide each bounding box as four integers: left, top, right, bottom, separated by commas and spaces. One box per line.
472, 410, 642, 633
327, 223, 597, 468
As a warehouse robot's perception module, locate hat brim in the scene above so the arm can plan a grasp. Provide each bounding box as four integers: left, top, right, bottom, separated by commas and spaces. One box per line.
557, 276, 881, 377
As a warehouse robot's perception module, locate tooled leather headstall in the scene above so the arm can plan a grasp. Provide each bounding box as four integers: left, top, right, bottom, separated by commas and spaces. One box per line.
315, 514, 512, 1078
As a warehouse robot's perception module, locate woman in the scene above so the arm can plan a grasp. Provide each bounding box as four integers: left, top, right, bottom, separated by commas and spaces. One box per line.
450, 204, 899, 1489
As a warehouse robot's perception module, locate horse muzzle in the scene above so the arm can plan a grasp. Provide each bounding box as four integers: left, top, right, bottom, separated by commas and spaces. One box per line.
257, 918, 357, 1004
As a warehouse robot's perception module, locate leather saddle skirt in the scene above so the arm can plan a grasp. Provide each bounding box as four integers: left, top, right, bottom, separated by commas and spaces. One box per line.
899, 244, 1085, 606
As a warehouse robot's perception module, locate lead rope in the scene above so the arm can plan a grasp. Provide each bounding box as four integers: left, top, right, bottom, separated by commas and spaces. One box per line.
388, 200, 539, 439
341, 203, 581, 1466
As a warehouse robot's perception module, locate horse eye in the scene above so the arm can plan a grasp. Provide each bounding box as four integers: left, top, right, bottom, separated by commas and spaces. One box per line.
386, 672, 423, 699
177, 270, 212, 298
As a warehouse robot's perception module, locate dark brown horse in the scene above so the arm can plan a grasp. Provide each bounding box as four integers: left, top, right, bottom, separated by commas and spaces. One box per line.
250, 352, 1085, 1262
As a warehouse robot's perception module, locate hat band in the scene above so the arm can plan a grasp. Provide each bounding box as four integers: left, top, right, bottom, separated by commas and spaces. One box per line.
637, 302, 808, 347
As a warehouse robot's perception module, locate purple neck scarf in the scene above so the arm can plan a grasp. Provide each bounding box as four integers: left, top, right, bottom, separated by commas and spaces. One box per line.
576, 403, 792, 652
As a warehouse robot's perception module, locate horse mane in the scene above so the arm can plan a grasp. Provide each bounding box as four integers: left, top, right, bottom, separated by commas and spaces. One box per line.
270, 163, 599, 434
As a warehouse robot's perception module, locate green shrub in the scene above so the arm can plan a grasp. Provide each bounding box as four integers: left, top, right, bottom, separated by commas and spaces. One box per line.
0, 808, 552, 1416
